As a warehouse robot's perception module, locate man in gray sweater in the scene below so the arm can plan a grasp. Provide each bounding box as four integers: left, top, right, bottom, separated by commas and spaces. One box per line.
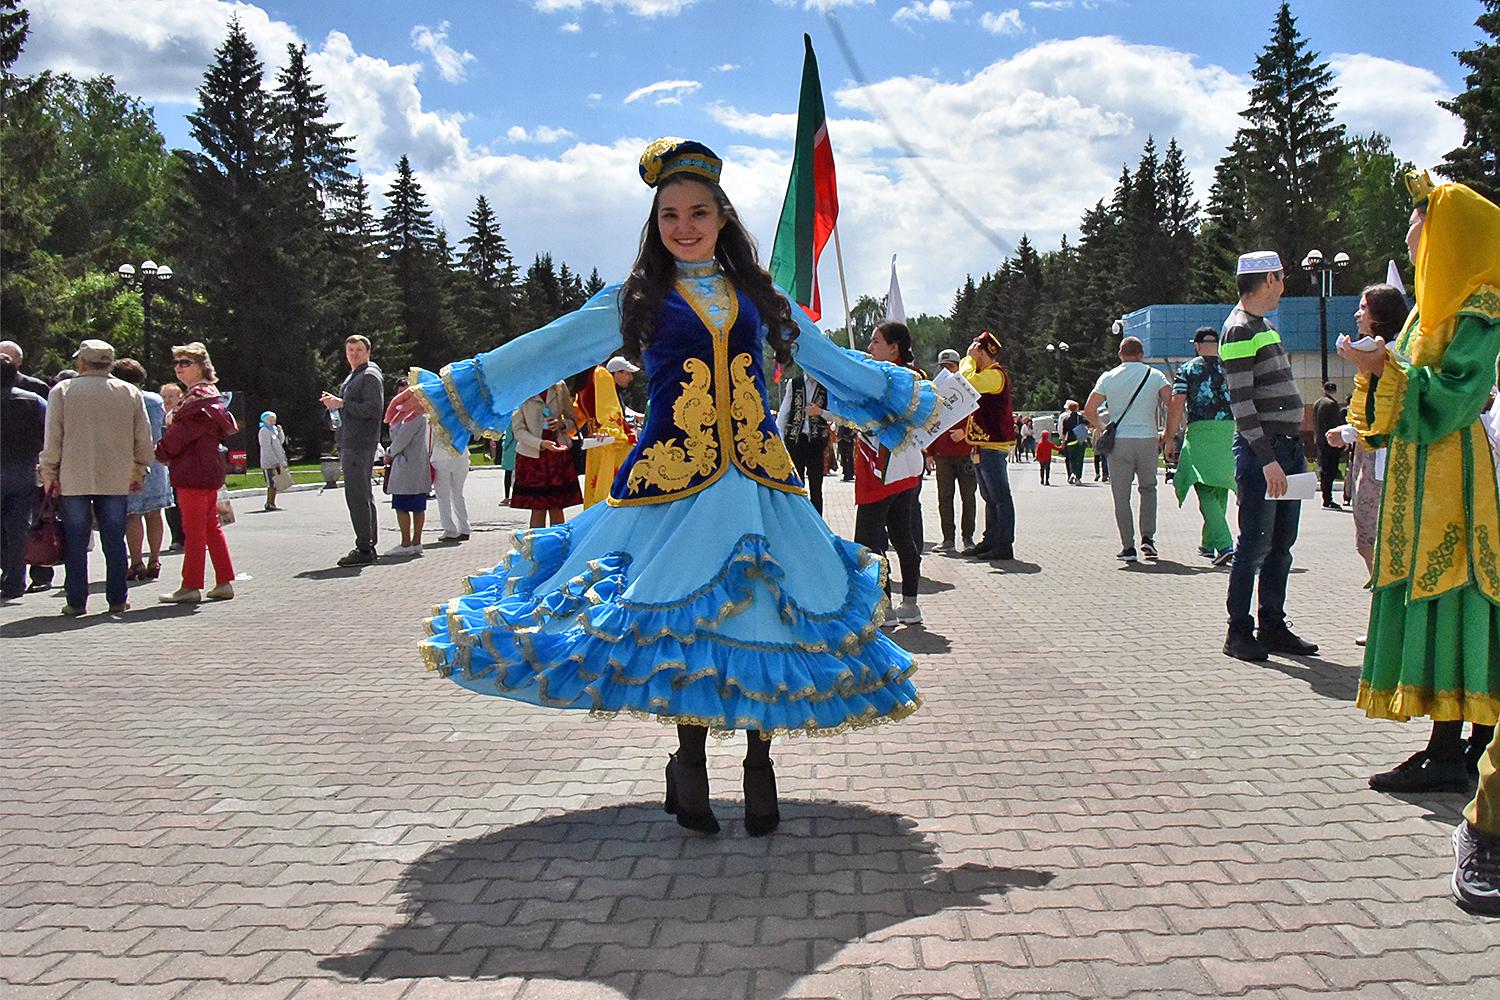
322, 335, 384, 566
1221, 251, 1318, 661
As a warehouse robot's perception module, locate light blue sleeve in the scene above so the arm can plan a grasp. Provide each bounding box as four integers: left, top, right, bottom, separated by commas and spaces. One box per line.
782, 292, 939, 454
411, 284, 624, 453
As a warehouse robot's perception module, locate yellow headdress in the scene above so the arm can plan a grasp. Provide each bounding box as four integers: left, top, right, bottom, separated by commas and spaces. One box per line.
638, 138, 722, 188
1413, 180, 1500, 336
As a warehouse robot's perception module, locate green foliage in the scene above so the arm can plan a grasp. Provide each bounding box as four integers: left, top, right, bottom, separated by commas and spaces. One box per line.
1340, 133, 1416, 290
1439, 0, 1500, 201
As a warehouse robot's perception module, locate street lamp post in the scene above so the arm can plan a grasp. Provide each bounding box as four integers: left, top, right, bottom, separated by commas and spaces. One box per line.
1299, 249, 1350, 385
1045, 340, 1070, 407
117, 259, 173, 374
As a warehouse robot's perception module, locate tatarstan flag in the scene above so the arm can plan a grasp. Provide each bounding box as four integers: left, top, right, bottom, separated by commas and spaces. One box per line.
770, 33, 839, 322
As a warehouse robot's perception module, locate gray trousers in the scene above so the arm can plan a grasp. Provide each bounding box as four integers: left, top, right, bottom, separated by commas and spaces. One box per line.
1108, 436, 1159, 548
342, 447, 378, 552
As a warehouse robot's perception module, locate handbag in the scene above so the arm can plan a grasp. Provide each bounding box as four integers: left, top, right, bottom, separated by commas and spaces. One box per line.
216, 487, 236, 526
271, 467, 294, 492
24, 493, 64, 566
1096, 369, 1155, 457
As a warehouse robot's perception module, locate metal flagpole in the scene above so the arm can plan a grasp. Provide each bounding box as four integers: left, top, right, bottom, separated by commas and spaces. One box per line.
831, 224, 855, 348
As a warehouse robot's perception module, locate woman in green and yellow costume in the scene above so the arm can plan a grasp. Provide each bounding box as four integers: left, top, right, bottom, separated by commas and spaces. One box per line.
1340, 171, 1500, 793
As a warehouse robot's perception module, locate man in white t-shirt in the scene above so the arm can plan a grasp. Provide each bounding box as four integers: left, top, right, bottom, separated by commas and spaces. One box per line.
1085, 336, 1172, 562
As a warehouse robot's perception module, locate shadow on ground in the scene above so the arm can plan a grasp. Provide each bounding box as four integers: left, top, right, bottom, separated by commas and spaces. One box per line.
320, 802, 1054, 996
889, 626, 952, 654
1261, 653, 1360, 702
0, 602, 198, 638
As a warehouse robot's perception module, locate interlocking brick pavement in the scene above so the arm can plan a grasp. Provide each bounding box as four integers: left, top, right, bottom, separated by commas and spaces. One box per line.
3, 464, 1494, 999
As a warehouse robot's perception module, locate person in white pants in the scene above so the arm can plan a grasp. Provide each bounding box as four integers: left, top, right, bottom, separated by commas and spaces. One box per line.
431, 439, 471, 541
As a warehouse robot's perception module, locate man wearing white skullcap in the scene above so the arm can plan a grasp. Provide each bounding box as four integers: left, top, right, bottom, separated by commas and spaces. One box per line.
1220, 250, 1319, 662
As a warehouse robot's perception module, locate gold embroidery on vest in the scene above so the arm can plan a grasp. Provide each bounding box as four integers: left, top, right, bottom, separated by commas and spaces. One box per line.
625, 357, 719, 495
729, 352, 797, 481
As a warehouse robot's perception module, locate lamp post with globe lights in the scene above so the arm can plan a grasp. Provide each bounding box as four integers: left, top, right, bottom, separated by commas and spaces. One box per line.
1300, 248, 1350, 385
1045, 340, 1070, 408
117, 260, 173, 375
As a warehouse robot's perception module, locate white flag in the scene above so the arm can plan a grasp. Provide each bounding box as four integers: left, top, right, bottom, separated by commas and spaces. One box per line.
885, 254, 906, 324
1386, 259, 1407, 297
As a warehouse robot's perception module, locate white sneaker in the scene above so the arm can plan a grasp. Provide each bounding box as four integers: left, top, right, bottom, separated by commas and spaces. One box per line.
410, 544, 423, 557
893, 600, 924, 625
384, 544, 414, 557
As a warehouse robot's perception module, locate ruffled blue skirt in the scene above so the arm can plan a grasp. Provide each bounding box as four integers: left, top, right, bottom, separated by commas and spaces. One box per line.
420, 467, 920, 737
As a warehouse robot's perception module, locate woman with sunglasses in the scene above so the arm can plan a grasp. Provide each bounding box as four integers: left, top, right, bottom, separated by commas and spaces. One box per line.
156, 342, 237, 604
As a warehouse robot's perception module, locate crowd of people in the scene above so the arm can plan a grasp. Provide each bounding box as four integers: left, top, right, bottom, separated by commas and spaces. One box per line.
2, 148, 1497, 916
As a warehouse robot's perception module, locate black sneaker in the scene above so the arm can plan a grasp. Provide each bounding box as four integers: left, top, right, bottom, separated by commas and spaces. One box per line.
1139, 539, 1158, 559
1223, 626, 1268, 661
1258, 623, 1318, 655
1212, 546, 1236, 566
1197, 545, 1214, 558
959, 544, 988, 557
1369, 750, 1470, 793
1116, 547, 1137, 562
1451, 820, 1500, 915
337, 548, 378, 567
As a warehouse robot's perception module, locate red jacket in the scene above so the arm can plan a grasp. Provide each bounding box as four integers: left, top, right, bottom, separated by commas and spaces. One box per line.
156, 384, 237, 490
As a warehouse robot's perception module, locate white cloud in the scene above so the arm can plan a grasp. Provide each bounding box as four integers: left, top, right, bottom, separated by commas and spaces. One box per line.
894, 1, 970, 24
410, 21, 475, 83
981, 8, 1025, 34
507, 125, 577, 144
1329, 53, 1463, 170
561, 21, 583, 33
530, 0, 699, 15
772, 0, 873, 10
714, 63, 741, 73
587, 92, 604, 102
623, 78, 701, 105
15, 0, 300, 104
1028, 1, 1072, 9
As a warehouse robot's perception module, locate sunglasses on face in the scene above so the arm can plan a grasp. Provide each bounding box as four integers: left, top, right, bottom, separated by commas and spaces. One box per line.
172, 359, 195, 368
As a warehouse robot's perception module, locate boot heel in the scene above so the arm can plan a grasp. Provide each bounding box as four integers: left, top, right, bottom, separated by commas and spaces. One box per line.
668, 755, 719, 835
743, 761, 780, 837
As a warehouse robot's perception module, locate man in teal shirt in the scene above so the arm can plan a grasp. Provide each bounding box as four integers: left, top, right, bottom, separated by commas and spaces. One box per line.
1163, 327, 1237, 565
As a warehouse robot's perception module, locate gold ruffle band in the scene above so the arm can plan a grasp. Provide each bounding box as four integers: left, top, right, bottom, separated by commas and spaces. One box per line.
1357, 679, 1500, 725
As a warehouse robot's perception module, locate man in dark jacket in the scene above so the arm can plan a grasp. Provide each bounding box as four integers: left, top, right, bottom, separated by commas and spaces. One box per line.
1, 358, 46, 599
322, 335, 385, 566
1, 340, 56, 592
1312, 380, 1345, 510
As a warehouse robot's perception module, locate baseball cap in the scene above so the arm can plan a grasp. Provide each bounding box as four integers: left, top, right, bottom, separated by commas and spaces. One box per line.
605, 356, 640, 374
937, 349, 961, 365
73, 339, 115, 365
1192, 329, 1219, 344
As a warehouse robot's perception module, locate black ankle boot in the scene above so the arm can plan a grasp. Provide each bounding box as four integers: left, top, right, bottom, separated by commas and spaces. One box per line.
664, 754, 719, 834
1369, 749, 1470, 793
743, 760, 780, 836
1223, 624, 1268, 661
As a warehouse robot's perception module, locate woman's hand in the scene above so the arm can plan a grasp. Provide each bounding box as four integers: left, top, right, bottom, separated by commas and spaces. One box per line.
1336, 336, 1389, 376
385, 389, 424, 425
542, 439, 570, 453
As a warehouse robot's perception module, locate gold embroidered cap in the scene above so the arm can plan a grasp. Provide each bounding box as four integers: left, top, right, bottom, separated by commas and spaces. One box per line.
639, 137, 723, 188
1405, 169, 1437, 207
975, 330, 1002, 356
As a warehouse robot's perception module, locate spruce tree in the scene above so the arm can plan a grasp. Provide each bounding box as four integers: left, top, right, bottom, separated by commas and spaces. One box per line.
1438, 0, 1500, 200
1160, 138, 1199, 303
325, 175, 406, 397
1238, 1, 1347, 269
582, 268, 605, 298
454, 194, 516, 351
272, 43, 354, 202
381, 155, 449, 371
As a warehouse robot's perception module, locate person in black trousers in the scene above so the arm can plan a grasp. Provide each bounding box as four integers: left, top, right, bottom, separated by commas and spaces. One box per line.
775, 368, 831, 514
1312, 381, 1345, 509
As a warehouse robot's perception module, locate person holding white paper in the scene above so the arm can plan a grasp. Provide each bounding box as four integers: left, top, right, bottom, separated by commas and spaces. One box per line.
1221, 250, 1319, 662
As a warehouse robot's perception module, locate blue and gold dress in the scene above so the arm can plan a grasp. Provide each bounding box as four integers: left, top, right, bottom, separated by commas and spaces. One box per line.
409, 259, 935, 737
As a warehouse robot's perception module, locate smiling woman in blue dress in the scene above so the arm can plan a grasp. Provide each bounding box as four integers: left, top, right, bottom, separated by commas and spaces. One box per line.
388, 139, 934, 837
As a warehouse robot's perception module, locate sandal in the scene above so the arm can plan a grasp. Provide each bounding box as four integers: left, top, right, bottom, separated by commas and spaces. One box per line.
128, 561, 147, 581
146, 559, 161, 580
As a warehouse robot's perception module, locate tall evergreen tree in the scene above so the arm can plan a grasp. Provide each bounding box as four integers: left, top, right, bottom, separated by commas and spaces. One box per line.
453, 194, 516, 351
1238, 1, 1347, 267
324, 175, 405, 403
1159, 137, 1199, 303
272, 43, 354, 203
174, 18, 321, 447
381, 155, 449, 371
582, 267, 605, 298
1439, 0, 1500, 200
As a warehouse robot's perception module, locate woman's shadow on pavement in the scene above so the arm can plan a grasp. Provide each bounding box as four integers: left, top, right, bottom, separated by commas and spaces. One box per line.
320, 801, 1054, 997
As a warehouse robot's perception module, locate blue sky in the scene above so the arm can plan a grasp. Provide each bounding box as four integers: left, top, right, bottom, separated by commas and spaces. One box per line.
17, 0, 1485, 324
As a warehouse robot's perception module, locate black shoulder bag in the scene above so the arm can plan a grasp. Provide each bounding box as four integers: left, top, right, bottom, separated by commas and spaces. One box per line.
1095, 369, 1155, 457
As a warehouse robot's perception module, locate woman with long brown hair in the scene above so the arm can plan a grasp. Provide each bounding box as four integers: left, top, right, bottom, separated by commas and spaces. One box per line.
389, 139, 934, 837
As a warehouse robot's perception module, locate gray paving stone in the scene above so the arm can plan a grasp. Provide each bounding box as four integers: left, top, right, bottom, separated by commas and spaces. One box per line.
4, 470, 1493, 1000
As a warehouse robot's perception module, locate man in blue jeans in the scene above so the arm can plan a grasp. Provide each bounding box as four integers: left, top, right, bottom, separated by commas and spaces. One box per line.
957, 332, 1017, 561
37, 340, 154, 616
1220, 252, 1319, 660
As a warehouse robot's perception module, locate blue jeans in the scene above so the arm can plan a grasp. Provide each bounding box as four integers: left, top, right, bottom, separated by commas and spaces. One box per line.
974, 448, 1014, 552
0, 473, 37, 597
1226, 433, 1306, 631
61, 494, 129, 609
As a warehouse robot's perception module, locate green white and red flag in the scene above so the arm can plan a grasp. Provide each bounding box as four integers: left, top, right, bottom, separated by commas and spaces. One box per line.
770, 33, 839, 323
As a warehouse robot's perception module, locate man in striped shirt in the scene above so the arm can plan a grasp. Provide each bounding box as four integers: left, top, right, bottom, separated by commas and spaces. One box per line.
1221, 250, 1320, 662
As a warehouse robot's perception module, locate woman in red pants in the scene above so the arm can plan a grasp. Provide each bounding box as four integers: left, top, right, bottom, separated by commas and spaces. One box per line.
156, 342, 237, 603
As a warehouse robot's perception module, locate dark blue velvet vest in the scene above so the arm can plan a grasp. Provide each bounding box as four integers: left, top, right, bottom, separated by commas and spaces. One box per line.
608, 281, 804, 506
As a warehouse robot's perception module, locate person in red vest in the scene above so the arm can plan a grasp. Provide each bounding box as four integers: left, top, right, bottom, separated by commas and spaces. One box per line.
959, 331, 1017, 560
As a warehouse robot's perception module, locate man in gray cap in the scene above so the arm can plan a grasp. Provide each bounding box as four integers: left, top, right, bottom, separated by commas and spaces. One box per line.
38, 339, 154, 615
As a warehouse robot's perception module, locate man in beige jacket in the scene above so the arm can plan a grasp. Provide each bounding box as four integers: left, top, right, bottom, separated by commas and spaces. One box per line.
38, 340, 154, 615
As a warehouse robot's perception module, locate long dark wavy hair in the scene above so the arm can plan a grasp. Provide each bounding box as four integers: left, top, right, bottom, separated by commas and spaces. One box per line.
619, 174, 798, 365
1360, 283, 1409, 338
